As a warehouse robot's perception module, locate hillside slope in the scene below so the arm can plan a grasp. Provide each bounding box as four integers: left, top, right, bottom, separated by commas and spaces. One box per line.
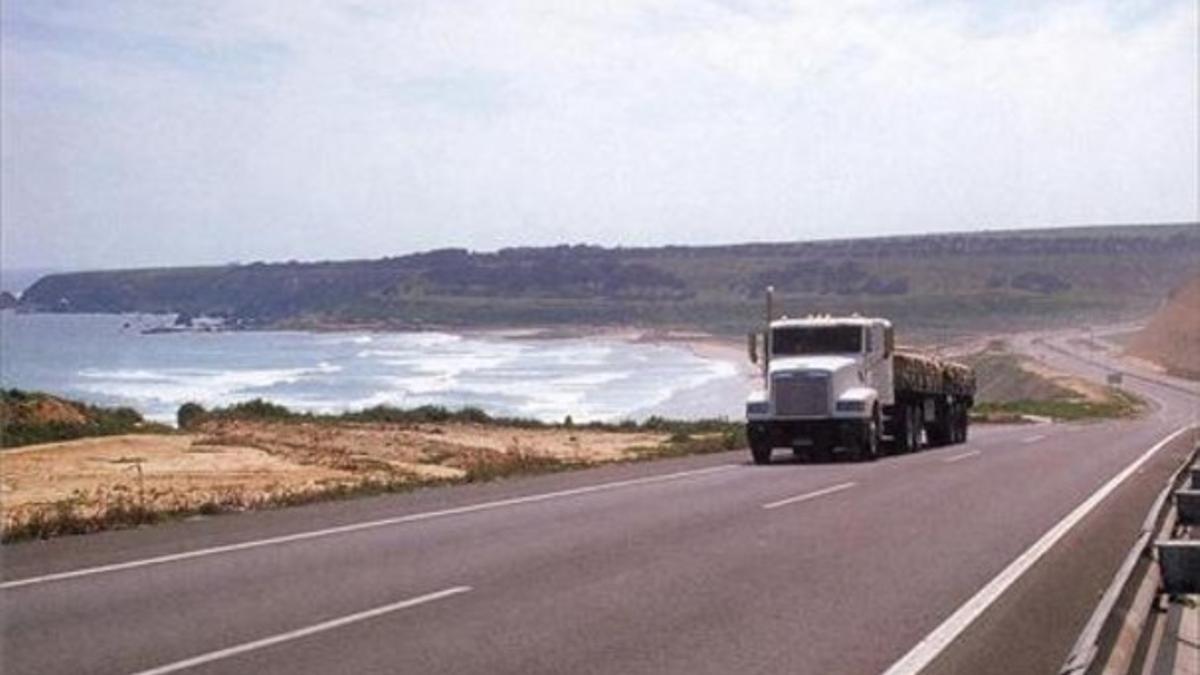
1129, 275, 1200, 379
19, 223, 1200, 335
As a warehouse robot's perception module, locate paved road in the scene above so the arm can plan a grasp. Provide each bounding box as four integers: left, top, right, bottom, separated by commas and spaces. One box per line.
2, 334, 1197, 675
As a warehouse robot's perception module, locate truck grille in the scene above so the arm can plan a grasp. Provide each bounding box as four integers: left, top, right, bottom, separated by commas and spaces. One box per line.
772, 372, 830, 416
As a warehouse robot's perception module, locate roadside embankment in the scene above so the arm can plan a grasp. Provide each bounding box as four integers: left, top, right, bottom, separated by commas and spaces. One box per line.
1128, 274, 1200, 380
964, 342, 1143, 423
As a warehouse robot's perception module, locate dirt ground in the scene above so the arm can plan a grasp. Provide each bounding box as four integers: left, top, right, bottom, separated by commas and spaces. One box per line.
1017, 358, 1112, 403
192, 419, 668, 478
1129, 274, 1200, 379
0, 421, 671, 538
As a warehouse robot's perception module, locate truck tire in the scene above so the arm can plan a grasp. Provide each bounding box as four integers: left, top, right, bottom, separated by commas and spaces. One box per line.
895, 403, 920, 454
855, 409, 882, 462
954, 404, 970, 444
912, 404, 926, 451
926, 401, 951, 447
927, 425, 949, 447
750, 441, 773, 465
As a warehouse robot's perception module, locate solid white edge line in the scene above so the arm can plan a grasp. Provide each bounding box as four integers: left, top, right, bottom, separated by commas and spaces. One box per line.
2, 464, 738, 590
129, 586, 472, 675
762, 482, 857, 510
879, 424, 1195, 675
941, 451, 981, 464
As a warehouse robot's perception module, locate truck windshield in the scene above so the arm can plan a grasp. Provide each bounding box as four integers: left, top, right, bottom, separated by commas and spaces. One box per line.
772, 326, 863, 355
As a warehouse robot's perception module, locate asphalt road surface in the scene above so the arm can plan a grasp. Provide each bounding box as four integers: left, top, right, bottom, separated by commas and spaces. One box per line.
2, 330, 1197, 675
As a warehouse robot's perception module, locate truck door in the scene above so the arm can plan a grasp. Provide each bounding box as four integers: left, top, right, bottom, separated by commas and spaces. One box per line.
874, 324, 895, 406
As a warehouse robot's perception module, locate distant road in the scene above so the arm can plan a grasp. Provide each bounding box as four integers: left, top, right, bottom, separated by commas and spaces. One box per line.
2, 332, 1196, 675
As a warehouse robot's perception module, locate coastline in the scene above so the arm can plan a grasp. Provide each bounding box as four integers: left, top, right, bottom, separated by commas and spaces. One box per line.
3, 313, 756, 425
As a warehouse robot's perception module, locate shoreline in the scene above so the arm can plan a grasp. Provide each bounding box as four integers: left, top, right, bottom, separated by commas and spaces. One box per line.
4, 313, 758, 427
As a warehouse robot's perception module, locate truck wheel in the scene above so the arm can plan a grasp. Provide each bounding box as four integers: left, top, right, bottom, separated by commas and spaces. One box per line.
955, 406, 969, 443
909, 405, 922, 452
926, 402, 951, 448
856, 410, 882, 462
750, 441, 772, 465
898, 403, 921, 453
892, 403, 911, 454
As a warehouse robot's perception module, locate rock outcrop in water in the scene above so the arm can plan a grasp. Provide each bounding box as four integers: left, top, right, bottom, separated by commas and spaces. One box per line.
0, 291, 17, 310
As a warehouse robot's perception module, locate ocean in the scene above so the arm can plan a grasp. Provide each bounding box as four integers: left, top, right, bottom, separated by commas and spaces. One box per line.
0, 312, 746, 424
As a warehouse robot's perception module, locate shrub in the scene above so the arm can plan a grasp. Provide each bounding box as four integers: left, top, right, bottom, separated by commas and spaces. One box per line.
219, 399, 295, 420
1, 389, 162, 448
177, 402, 208, 430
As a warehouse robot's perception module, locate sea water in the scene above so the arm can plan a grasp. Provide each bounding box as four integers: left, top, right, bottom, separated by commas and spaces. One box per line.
0, 312, 745, 424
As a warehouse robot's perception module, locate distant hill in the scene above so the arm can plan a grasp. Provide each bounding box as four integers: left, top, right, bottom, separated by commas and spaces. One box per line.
1129, 274, 1200, 379
18, 223, 1200, 336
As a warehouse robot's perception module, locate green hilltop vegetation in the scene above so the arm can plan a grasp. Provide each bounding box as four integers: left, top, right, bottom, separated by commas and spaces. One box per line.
18, 223, 1200, 336
1, 389, 169, 449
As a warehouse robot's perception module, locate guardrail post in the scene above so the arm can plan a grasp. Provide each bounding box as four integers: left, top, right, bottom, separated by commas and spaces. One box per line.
1155, 541, 1200, 595
1175, 489, 1200, 525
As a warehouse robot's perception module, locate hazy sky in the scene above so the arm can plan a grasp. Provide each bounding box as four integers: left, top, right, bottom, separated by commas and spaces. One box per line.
2, 1, 1197, 271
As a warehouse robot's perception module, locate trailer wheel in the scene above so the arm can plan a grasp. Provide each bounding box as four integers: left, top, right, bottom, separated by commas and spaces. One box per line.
910, 404, 923, 452
926, 401, 952, 448
892, 403, 914, 454
898, 403, 921, 453
907, 403, 916, 451
955, 405, 970, 444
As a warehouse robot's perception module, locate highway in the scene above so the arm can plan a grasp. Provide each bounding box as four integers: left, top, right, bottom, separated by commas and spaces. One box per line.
2, 333, 1197, 675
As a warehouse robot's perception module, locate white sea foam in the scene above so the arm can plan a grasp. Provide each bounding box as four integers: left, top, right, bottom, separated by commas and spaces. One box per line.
75, 363, 344, 409
316, 334, 373, 346
78, 368, 166, 381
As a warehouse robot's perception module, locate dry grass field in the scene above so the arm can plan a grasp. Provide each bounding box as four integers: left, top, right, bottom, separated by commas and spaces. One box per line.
1, 418, 693, 541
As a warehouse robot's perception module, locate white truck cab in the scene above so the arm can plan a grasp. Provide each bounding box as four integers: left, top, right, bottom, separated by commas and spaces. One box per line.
747, 315, 895, 419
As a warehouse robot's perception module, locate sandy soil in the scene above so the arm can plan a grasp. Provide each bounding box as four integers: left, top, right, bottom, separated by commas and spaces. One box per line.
1, 434, 352, 514
196, 419, 669, 475
642, 331, 754, 374
1, 421, 672, 537
1018, 358, 1112, 403
1129, 274, 1200, 379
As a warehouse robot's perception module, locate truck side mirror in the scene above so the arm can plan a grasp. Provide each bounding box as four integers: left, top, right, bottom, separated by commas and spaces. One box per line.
747, 332, 759, 364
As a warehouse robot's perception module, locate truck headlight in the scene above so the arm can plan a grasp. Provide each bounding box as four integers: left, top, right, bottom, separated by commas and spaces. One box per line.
746, 401, 769, 416
836, 400, 867, 413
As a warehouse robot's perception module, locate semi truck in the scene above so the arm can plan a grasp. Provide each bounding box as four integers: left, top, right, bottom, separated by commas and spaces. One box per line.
745, 294, 975, 464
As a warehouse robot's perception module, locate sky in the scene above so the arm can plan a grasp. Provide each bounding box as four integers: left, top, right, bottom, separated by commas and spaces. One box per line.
2, 0, 1197, 272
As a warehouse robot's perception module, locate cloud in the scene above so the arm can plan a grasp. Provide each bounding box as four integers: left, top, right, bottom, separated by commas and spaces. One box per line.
2, 0, 1196, 269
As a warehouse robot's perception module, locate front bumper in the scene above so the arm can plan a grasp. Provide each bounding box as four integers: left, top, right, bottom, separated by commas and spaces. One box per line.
747, 418, 870, 450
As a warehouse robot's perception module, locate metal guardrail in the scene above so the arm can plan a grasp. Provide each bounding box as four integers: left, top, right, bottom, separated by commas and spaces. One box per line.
1060, 428, 1199, 675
